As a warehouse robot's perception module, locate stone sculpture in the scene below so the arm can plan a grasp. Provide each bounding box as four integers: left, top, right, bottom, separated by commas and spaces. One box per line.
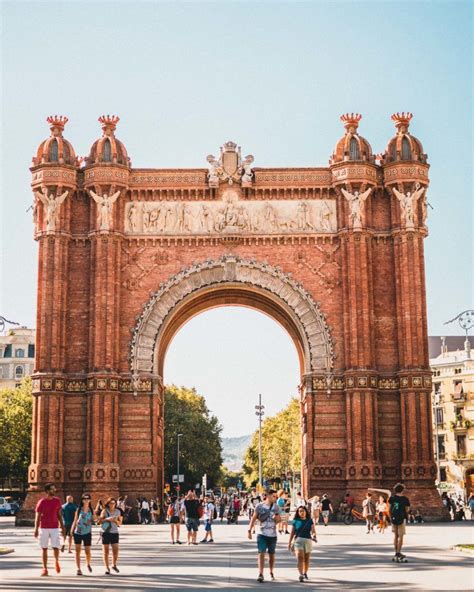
392, 183, 425, 229
341, 187, 372, 229
35, 186, 69, 232
89, 189, 121, 230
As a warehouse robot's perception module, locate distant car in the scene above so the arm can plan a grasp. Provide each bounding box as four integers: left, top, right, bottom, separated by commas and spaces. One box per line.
0, 497, 13, 516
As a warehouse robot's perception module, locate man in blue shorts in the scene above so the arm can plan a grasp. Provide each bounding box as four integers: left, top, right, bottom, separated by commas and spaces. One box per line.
248, 489, 281, 583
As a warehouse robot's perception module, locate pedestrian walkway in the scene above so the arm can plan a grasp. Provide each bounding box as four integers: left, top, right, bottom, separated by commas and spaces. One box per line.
0, 518, 472, 590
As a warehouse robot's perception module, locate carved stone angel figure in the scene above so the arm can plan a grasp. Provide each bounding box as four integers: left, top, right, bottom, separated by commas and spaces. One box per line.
341, 187, 372, 229
34, 186, 69, 232
392, 184, 425, 228
241, 155, 254, 185
89, 189, 121, 230
206, 155, 221, 186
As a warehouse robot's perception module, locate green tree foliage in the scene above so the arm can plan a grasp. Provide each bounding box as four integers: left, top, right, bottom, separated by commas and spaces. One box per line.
164, 385, 223, 491
0, 377, 33, 483
242, 397, 301, 487
219, 466, 244, 489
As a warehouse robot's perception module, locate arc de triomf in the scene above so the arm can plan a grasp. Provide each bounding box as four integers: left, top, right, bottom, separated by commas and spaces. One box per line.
26, 112, 442, 515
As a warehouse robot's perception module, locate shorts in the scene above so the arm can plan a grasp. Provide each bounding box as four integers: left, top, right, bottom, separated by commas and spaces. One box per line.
73, 532, 92, 546
294, 537, 313, 553
392, 522, 406, 536
102, 532, 119, 545
257, 534, 277, 554
170, 516, 180, 524
205, 519, 212, 532
186, 518, 200, 532
39, 528, 61, 549
281, 513, 289, 524
64, 524, 73, 537
322, 510, 330, 519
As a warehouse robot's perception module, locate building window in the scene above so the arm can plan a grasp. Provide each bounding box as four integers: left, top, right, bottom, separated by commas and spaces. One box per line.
454, 368, 462, 375
437, 435, 446, 459
434, 382, 441, 394
456, 434, 466, 457
435, 407, 444, 425
15, 365, 24, 378
49, 139, 59, 162
349, 137, 360, 160
103, 139, 112, 162
15, 348, 25, 358
28, 344, 35, 358
401, 136, 412, 160
439, 467, 447, 482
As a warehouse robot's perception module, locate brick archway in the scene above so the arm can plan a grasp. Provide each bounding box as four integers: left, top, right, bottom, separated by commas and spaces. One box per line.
131, 255, 334, 379
23, 121, 446, 521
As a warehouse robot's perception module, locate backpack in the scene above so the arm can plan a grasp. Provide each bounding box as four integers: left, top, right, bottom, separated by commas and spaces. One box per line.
390, 497, 406, 525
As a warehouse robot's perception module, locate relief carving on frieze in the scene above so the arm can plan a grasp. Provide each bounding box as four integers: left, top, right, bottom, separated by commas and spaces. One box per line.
124, 189, 337, 236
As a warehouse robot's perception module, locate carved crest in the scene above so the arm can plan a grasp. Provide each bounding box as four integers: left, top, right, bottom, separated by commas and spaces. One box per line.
206, 141, 254, 187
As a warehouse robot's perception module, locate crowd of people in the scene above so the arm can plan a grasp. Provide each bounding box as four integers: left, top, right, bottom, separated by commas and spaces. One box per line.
33, 480, 424, 581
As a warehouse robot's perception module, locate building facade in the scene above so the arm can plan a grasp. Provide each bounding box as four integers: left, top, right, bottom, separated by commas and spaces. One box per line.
0, 328, 35, 389
24, 111, 444, 517
431, 337, 474, 498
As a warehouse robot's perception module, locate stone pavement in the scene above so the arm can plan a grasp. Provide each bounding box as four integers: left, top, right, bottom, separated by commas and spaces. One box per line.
0, 517, 473, 591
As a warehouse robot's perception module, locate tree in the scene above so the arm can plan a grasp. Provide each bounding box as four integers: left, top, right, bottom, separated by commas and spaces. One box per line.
219, 466, 244, 489
242, 397, 301, 488
164, 385, 223, 492
0, 377, 33, 486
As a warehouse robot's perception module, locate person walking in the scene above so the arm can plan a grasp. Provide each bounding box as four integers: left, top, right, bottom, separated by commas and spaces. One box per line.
219, 496, 226, 522
288, 505, 317, 582
362, 492, 376, 533
71, 493, 95, 575
320, 494, 333, 526
140, 497, 150, 524
277, 491, 286, 535
201, 496, 215, 543
61, 495, 78, 553
248, 488, 281, 583
34, 483, 65, 576
310, 495, 321, 529
389, 483, 410, 562
98, 497, 123, 575
376, 496, 388, 533
167, 495, 182, 544
183, 490, 201, 545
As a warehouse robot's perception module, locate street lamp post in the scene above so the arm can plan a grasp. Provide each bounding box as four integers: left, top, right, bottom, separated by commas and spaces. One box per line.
177, 433, 183, 492
255, 394, 265, 489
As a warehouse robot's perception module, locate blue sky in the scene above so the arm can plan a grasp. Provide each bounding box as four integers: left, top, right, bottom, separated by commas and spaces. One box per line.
1, 1, 472, 435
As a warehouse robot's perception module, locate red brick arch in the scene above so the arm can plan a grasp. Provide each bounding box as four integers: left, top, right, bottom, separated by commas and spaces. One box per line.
131, 255, 334, 379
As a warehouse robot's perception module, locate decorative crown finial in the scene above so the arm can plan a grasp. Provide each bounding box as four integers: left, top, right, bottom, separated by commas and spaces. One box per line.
98, 114, 120, 133
391, 112, 413, 131
340, 113, 362, 132
47, 115, 68, 134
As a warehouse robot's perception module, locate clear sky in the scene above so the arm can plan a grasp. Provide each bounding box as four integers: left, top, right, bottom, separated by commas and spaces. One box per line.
1, 1, 472, 435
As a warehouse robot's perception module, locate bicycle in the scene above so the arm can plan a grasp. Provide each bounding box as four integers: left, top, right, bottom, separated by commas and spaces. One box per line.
343, 507, 365, 525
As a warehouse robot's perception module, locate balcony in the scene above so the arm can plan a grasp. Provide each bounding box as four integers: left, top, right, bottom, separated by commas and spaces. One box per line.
449, 418, 471, 431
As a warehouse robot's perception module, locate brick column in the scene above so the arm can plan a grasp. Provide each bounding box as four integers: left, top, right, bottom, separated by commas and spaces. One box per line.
340, 230, 382, 490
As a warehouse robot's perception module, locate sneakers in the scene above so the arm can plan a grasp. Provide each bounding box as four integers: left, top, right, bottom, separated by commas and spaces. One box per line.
257, 574, 264, 583
87, 564, 92, 573
270, 573, 276, 581
176, 540, 182, 545
112, 565, 120, 573
77, 569, 83, 576
41, 569, 48, 577
208, 539, 214, 543
299, 574, 305, 582
200, 539, 208, 543
304, 573, 309, 580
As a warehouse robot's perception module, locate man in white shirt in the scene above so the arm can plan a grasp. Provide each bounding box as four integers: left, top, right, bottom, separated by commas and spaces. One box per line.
248, 489, 281, 583
201, 496, 215, 543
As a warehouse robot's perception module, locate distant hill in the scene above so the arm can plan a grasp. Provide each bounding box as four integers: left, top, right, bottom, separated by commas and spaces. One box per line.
221, 435, 252, 472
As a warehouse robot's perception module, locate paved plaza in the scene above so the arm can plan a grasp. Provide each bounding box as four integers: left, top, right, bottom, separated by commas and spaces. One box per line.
0, 517, 473, 591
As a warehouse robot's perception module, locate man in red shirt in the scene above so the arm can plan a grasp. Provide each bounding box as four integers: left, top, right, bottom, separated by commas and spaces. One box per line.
34, 483, 65, 576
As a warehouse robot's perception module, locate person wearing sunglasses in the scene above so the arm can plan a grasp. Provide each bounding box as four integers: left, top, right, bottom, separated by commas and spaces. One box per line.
71, 493, 96, 575
98, 497, 123, 575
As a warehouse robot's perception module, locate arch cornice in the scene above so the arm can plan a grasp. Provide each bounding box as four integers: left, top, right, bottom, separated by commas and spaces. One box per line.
130, 255, 335, 377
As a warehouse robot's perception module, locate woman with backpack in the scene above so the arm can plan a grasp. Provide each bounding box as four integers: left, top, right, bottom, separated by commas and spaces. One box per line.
167, 495, 182, 544
70, 493, 96, 576
288, 505, 317, 582
98, 497, 123, 575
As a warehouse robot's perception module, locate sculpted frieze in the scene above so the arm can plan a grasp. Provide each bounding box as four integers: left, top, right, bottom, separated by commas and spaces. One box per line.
124, 196, 337, 235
